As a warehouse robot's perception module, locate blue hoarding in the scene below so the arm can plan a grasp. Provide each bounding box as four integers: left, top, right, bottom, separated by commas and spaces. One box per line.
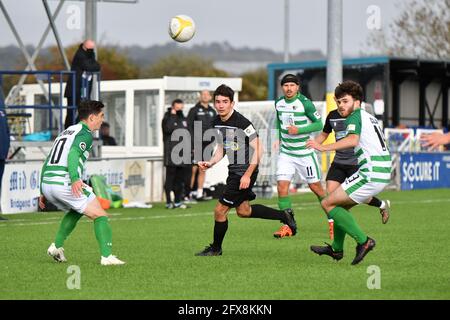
400, 153, 450, 190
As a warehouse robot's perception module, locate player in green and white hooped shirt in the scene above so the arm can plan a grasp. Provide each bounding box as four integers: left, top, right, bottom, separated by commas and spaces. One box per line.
273, 74, 329, 239
307, 81, 391, 265
39, 100, 125, 266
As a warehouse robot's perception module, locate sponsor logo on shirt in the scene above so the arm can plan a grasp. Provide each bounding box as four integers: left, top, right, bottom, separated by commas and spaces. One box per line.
224, 141, 239, 151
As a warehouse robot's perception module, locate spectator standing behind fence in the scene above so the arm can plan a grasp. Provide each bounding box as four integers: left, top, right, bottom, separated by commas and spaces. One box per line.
0, 105, 10, 216
162, 99, 191, 209
187, 90, 217, 202
64, 40, 101, 129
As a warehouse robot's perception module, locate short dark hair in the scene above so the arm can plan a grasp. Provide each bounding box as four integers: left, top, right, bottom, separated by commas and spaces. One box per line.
335, 81, 364, 101
171, 99, 183, 107
100, 122, 110, 129
78, 100, 104, 120
213, 84, 234, 102
280, 74, 300, 86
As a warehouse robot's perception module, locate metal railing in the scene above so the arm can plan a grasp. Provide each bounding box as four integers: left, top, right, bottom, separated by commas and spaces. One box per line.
0, 70, 100, 135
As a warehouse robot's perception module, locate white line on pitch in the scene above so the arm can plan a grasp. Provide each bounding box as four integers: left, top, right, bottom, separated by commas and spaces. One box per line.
1, 198, 449, 228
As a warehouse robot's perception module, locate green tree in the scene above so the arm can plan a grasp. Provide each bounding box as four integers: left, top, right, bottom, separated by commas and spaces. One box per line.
142, 54, 228, 78
239, 68, 268, 101
366, 0, 450, 59
97, 46, 139, 80
5, 44, 139, 102
34, 44, 139, 80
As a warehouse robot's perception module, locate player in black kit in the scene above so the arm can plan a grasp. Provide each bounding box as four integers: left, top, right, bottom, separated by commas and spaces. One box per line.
311, 108, 390, 228
195, 84, 297, 256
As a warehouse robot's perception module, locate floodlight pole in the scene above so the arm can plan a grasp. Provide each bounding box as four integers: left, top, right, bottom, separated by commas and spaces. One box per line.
85, 0, 98, 100
323, 0, 343, 168
85, 0, 97, 43
284, 0, 290, 63
43, 0, 71, 70
326, 0, 343, 106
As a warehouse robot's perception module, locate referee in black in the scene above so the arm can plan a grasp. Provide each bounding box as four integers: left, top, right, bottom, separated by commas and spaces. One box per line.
315, 107, 390, 225
195, 84, 297, 256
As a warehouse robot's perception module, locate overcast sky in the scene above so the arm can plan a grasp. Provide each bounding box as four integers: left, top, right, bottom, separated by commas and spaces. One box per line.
0, 0, 409, 56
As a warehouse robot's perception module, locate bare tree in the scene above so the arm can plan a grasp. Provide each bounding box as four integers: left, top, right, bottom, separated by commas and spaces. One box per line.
365, 0, 450, 59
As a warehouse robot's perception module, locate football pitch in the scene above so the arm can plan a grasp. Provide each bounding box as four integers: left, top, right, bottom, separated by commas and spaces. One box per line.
0, 189, 449, 300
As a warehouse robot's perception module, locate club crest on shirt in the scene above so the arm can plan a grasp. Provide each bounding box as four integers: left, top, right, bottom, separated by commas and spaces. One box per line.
79, 142, 87, 151
224, 141, 239, 151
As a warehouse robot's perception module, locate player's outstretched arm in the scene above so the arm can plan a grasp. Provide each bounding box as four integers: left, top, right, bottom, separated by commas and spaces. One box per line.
421, 132, 450, 150
315, 132, 329, 145
67, 133, 91, 197
240, 137, 262, 190
198, 144, 224, 171
287, 119, 323, 136
307, 134, 359, 152
287, 98, 323, 135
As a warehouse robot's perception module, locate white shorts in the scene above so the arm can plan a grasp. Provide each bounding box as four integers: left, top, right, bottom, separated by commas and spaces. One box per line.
276, 152, 321, 184
342, 172, 388, 204
41, 183, 96, 214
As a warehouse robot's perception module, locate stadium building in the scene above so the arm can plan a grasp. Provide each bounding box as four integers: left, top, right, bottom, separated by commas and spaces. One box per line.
268, 56, 450, 129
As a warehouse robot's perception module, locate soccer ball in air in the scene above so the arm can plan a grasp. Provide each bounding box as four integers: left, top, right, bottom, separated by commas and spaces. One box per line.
168, 15, 196, 42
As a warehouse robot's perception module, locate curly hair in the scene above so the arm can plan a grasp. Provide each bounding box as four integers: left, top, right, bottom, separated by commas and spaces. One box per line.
335, 81, 364, 102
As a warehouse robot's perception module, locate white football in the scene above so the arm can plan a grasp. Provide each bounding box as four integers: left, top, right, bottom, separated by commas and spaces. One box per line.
168, 15, 196, 42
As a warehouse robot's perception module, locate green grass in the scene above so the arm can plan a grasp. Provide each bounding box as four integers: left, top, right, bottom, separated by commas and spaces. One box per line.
1, 189, 449, 299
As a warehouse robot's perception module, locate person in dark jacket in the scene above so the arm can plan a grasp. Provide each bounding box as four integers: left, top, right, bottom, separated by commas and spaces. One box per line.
0, 103, 10, 215
162, 99, 191, 209
64, 40, 101, 129
100, 122, 117, 146
187, 90, 217, 201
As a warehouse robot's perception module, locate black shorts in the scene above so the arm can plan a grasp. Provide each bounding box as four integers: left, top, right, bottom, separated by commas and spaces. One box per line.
219, 172, 258, 208
326, 162, 359, 184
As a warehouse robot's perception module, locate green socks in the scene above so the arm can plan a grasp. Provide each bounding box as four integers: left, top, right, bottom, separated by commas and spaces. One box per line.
331, 224, 346, 252
94, 216, 113, 257
278, 196, 292, 210
55, 210, 82, 248
55, 212, 113, 258
329, 206, 367, 245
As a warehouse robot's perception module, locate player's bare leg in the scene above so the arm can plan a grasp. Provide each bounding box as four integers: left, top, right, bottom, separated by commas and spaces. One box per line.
310, 181, 334, 240
326, 180, 341, 194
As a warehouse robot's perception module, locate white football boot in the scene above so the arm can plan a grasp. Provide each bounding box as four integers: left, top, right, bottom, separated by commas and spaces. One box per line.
101, 255, 126, 266
47, 243, 67, 262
